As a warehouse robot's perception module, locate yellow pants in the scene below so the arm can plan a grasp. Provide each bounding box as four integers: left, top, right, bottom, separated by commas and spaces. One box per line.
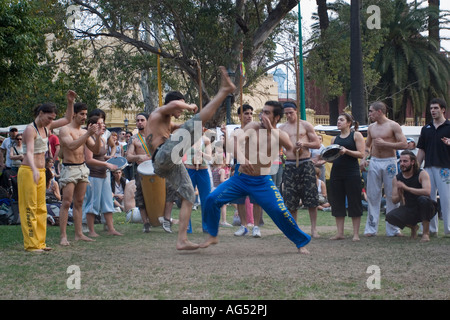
18, 165, 48, 251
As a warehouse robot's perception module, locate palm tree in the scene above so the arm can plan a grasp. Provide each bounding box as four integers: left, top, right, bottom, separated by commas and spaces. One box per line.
370, 0, 450, 123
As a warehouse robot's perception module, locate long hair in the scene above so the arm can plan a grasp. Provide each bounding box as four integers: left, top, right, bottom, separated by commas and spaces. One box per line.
400, 150, 419, 175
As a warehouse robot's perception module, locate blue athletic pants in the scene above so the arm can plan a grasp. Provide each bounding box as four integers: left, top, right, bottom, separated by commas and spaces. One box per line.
187, 168, 211, 232
204, 173, 311, 248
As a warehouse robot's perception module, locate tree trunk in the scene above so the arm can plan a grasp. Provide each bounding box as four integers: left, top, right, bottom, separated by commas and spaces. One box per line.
427, 0, 440, 124
316, 0, 338, 125
350, 0, 366, 125
329, 96, 339, 126
428, 0, 440, 47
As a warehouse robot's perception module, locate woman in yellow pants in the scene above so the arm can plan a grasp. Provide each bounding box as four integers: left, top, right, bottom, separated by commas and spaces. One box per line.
18, 91, 75, 252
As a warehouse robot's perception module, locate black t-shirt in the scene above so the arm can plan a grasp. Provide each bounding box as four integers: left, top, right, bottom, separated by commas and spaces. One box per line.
396, 170, 422, 208
417, 120, 450, 168
331, 131, 360, 178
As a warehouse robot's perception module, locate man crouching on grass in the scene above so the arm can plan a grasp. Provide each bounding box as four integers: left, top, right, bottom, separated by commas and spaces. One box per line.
386, 150, 439, 242
200, 101, 311, 254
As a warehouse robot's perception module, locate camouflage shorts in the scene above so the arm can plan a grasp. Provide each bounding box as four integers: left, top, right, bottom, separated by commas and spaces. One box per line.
282, 160, 319, 210
152, 114, 201, 204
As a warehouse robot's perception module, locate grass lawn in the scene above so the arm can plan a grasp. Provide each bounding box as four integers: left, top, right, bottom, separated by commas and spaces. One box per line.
0, 205, 449, 301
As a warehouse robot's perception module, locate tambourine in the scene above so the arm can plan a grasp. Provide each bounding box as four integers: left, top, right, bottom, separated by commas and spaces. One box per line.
106, 156, 128, 170
320, 144, 343, 162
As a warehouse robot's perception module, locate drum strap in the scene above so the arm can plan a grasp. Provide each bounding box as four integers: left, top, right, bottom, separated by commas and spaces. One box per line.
137, 133, 151, 156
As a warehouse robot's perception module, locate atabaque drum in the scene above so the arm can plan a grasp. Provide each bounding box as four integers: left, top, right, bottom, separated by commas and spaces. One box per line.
137, 160, 166, 227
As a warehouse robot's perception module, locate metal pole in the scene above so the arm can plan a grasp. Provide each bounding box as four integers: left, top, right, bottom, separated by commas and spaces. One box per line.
298, 1, 306, 120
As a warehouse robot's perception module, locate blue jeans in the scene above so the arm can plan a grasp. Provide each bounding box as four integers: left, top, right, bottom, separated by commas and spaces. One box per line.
204, 173, 311, 248
187, 168, 211, 232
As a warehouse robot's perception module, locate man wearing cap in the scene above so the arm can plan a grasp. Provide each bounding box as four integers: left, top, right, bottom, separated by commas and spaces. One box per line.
279, 101, 321, 238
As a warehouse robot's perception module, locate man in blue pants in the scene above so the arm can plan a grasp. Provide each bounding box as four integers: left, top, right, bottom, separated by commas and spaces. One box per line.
200, 101, 311, 254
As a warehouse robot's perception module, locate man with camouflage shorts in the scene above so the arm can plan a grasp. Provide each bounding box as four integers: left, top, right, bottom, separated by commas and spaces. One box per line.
279, 102, 321, 238
144, 66, 235, 250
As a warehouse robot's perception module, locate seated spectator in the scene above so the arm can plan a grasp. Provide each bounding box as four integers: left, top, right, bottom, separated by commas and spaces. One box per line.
316, 167, 330, 211
111, 169, 128, 212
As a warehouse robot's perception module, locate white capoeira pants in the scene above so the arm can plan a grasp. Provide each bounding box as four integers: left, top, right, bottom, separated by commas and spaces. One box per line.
425, 167, 450, 234
364, 157, 401, 236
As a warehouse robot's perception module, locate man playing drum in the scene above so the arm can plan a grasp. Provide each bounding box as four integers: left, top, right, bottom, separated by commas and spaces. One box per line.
144, 66, 235, 250
126, 113, 152, 232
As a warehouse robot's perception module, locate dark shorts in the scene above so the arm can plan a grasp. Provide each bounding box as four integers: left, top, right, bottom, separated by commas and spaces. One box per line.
386, 196, 438, 229
282, 160, 319, 210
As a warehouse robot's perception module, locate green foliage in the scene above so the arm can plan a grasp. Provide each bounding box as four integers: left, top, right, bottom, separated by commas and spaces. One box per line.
306, 0, 450, 122
0, 0, 101, 126
370, 0, 450, 122
305, 0, 389, 104
0, 0, 52, 90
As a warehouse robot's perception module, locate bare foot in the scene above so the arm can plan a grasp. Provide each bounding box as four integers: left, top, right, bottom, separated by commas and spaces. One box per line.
420, 234, 430, 242
410, 225, 419, 239
218, 66, 236, 94
352, 235, 360, 242
394, 232, 405, 237
330, 235, 345, 240
298, 247, 310, 255
311, 230, 320, 238
88, 232, 100, 238
28, 249, 44, 253
75, 234, 95, 242
60, 237, 70, 246
176, 240, 200, 251
199, 235, 219, 248
107, 230, 123, 236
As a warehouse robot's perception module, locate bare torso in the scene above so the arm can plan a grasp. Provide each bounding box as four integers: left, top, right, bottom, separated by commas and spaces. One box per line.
368, 120, 401, 158
237, 122, 290, 176
60, 124, 90, 164
145, 110, 173, 156
279, 120, 312, 160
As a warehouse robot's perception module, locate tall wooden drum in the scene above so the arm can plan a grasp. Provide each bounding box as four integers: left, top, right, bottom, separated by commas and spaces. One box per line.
137, 160, 166, 227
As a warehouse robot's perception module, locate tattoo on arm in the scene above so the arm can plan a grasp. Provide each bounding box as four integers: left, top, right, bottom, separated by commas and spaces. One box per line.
146, 134, 153, 148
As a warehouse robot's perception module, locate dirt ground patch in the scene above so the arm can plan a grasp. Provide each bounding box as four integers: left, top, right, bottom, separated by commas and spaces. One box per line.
0, 209, 449, 301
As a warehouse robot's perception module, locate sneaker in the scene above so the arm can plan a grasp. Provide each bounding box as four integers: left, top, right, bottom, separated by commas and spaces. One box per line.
82, 223, 89, 233
234, 225, 248, 236
252, 226, 261, 238
143, 222, 151, 233
162, 218, 173, 233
